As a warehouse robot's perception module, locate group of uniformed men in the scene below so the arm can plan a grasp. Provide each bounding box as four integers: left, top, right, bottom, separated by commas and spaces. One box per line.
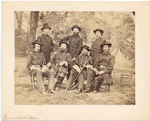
27, 23, 115, 95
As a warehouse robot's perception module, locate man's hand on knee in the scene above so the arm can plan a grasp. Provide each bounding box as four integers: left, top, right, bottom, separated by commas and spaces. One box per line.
42, 65, 49, 72
30, 65, 41, 70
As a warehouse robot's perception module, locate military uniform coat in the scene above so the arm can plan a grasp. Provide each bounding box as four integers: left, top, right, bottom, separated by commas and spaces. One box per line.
66, 54, 93, 89
37, 34, 54, 64
94, 52, 115, 84
61, 34, 83, 58
26, 51, 46, 70
73, 54, 93, 68
90, 38, 105, 63
51, 50, 72, 74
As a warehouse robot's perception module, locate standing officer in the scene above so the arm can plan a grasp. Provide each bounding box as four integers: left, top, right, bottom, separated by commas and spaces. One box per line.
90, 28, 106, 63
66, 45, 93, 94
91, 41, 115, 93
61, 25, 83, 59
26, 40, 52, 95
84, 28, 106, 92
37, 23, 54, 64
49, 41, 72, 92
60, 25, 83, 79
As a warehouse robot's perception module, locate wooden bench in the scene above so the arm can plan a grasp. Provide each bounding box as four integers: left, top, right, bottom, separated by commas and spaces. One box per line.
120, 73, 134, 86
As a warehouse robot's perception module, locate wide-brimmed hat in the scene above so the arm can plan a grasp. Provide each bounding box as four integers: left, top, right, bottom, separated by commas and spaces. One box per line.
100, 41, 112, 47
82, 45, 90, 51
32, 40, 43, 46
93, 28, 104, 35
71, 25, 81, 31
41, 23, 51, 31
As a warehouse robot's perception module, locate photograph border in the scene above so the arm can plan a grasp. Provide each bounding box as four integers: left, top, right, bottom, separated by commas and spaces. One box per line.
2, 1, 150, 120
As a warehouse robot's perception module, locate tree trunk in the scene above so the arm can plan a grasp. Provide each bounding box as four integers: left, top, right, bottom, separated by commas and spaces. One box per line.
30, 11, 39, 43
15, 11, 24, 35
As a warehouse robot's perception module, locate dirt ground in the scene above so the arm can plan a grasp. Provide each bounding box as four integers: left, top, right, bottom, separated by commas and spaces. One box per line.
15, 57, 135, 105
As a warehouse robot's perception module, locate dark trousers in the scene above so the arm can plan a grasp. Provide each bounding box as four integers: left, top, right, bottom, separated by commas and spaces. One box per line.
67, 67, 71, 80
66, 68, 86, 90
86, 69, 95, 89
44, 52, 51, 64
86, 69, 104, 91
94, 76, 104, 91
55, 76, 65, 87
90, 51, 100, 64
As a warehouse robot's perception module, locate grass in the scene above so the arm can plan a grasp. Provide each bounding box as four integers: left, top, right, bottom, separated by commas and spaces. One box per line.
15, 57, 135, 105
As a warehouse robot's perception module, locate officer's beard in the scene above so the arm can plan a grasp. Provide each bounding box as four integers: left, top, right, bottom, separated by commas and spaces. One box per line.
96, 36, 102, 39
81, 52, 88, 56
73, 32, 78, 35
103, 49, 109, 54
61, 48, 67, 52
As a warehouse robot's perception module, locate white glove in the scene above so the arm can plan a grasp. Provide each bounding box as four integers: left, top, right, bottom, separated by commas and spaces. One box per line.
30, 65, 41, 70
42, 65, 49, 72
72, 65, 81, 73
98, 71, 105, 75
100, 65, 105, 68
92, 68, 97, 72
47, 62, 51, 68
85, 65, 93, 69
72, 58, 76, 61
59, 61, 64, 66
64, 61, 68, 66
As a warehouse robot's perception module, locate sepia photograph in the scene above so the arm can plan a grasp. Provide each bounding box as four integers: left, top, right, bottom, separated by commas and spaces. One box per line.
14, 11, 135, 105
2, 1, 150, 120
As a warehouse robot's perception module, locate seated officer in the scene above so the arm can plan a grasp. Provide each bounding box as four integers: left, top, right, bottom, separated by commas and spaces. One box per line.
66, 45, 93, 94
26, 40, 52, 95
49, 41, 72, 91
92, 41, 115, 93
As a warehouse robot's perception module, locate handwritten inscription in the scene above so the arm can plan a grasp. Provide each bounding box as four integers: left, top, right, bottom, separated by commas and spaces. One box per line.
3, 114, 38, 119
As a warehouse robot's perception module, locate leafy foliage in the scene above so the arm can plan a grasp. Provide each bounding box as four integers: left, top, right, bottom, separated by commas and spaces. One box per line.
15, 11, 135, 61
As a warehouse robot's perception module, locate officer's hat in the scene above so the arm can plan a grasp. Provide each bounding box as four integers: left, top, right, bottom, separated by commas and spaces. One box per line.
100, 41, 112, 47
32, 40, 43, 46
71, 25, 81, 31
82, 45, 90, 51
41, 23, 51, 31
93, 28, 104, 35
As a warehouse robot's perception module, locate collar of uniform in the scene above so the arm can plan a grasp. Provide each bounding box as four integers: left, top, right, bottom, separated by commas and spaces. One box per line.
72, 34, 79, 38
80, 53, 88, 57
96, 37, 103, 41
34, 51, 40, 54
42, 33, 49, 37
102, 51, 110, 55
60, 50, 67, 53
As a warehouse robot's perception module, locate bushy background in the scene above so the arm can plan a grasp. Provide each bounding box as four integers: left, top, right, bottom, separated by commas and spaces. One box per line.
15, 11, 135, 67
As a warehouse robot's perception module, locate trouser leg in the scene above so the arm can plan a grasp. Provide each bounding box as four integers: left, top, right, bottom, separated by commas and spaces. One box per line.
35, 70, 45, 92
44, 52, 50, 64
66, 75, 76, 89
108, 84, 110, 91
47, 68, 56, 90
66, 69, 77, 89
94, 76, 104, 91
86, 69, 95, 89
78, 73, 84, 90
91, 51, 100, 64
67, 67, 71, 80
55, 76, 64, 87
